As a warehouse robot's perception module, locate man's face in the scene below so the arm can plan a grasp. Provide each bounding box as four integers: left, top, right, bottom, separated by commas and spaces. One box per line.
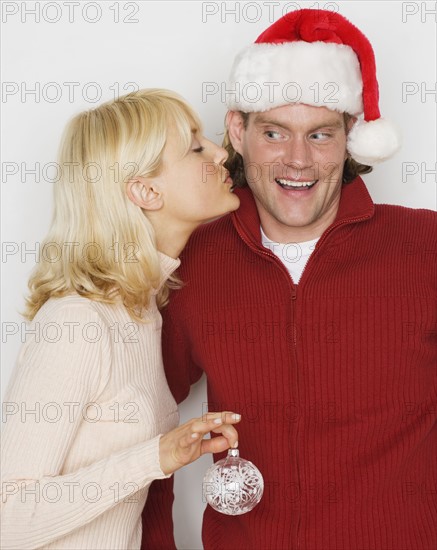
227, 103, 350, 243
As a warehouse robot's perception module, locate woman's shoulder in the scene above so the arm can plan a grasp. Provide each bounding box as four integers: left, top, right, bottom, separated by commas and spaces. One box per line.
30, 297, 138, 354
33, 294, 102, 323
33, 295, 126, 324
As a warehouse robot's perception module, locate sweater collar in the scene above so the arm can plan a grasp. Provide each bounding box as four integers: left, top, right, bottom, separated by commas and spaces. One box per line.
153, 252, 181, 294
231, 176, 375, 245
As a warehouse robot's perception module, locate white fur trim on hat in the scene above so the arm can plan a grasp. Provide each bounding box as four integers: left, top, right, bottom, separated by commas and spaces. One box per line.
227, 41, 363, 114
347, 118, 402, 165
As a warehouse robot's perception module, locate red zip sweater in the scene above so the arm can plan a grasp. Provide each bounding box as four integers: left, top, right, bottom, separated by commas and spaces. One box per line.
142, 177, 437, 550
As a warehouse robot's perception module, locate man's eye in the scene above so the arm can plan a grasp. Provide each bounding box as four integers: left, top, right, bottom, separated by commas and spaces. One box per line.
310, 132, 331, 141
192, 146, 204, 153
265, 130, 282, 140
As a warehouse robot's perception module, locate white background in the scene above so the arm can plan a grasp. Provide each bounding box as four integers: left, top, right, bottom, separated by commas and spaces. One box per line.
1, 1, 436, 548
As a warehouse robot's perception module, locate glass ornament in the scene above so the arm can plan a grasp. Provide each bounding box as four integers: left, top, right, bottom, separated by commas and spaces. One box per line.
203, 448, 264, 515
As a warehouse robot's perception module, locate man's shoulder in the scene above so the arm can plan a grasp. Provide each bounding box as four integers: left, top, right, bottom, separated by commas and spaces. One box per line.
375, 204, 437, 222
373, 203, 436, 233
183, 213, 237, 254
366, 204, 436, 256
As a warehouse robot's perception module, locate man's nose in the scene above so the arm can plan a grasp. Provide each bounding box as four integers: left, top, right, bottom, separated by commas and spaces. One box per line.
282, 138, 312, 172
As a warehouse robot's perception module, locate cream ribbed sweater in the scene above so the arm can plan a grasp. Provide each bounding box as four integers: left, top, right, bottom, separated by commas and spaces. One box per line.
1, 254, 180, 550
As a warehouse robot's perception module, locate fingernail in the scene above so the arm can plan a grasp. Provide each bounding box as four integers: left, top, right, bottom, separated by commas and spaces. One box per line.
233, 440, 239, 448
214, 418, 223, 425
232, 414, 241, 421
191, 432, 199, 439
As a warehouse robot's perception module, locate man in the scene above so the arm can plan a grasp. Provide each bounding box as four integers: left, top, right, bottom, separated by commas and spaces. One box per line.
142, 9, 436, 549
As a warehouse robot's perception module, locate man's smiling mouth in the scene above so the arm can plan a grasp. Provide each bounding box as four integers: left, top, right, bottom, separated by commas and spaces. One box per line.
275, 178, 318, 190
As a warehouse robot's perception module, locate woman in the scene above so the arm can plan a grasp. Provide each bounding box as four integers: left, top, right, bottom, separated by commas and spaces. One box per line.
1, 89, 241, 549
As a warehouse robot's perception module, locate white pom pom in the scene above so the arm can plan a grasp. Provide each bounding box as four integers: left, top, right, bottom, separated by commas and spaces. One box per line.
347, 118, 402, 165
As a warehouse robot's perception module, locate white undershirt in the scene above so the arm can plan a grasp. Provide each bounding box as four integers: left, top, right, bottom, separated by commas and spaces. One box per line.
261, 227, 319, 284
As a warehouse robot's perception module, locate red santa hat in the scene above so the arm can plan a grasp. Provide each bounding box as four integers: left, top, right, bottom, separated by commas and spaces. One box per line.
227, 9, 401, 165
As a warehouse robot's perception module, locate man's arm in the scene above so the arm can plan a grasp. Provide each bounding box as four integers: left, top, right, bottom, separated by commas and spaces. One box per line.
141, 299, 203, 548
162, 298, 204, 402
141, 476, 176, 550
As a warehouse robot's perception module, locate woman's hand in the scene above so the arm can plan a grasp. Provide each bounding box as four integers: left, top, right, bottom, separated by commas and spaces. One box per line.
159, 412, 241, 475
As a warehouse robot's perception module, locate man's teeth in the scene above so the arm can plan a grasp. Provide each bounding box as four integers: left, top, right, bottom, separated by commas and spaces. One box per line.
276, 179, 317, 189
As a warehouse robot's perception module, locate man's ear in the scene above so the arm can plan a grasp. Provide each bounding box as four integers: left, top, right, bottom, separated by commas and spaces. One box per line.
126, 177, 163, 211
345, 116, 358, 161
226, 111, 247, 155
346, 116, 358, 133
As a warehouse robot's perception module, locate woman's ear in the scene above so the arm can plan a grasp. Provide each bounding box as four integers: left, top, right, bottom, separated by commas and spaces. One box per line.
226, 111, 247, 155
126, 177, 163, 211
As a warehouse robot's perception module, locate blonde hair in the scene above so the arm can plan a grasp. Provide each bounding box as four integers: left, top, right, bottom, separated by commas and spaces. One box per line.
25, 89, 201, 321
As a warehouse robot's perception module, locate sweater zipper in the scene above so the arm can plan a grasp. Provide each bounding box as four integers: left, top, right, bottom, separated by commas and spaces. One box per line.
233, 220, 301, 549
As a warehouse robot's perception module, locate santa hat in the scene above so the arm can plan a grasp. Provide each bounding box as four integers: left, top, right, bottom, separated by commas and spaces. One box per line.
227, 9, 401, 165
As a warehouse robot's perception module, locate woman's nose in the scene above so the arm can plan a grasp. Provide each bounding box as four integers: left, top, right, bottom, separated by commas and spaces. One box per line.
212, 142, 228, 165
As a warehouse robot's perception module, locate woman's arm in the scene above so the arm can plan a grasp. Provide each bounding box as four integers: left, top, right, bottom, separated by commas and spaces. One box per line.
0, 302, 168, 550
141, 302, 202, 548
